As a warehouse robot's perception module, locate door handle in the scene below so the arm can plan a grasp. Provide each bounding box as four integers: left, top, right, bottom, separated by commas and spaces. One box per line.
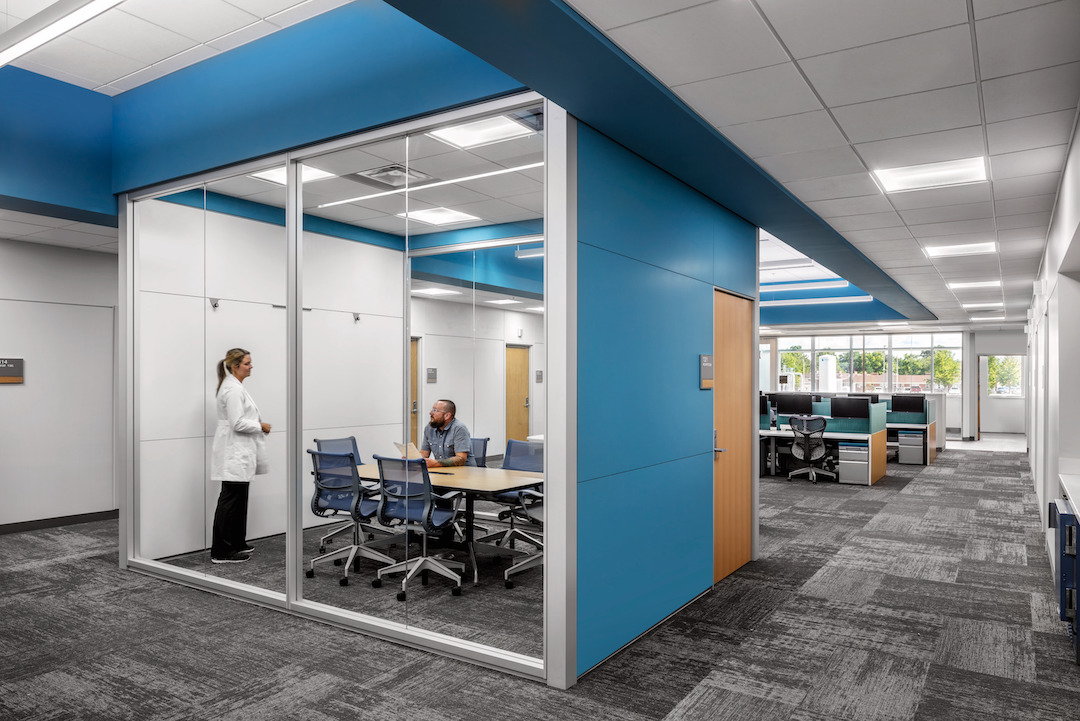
525, 396, 530, 408
411, 400, 417, 414
713, 429, 725, 454
714, 448, 727, 453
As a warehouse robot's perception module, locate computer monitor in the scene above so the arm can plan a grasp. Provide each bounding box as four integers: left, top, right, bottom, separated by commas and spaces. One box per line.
830, 396, 870, 419
891, 394, 925, 413
759, 395, 770, 415
848, 392, 879, 403
773, 393, 812, 415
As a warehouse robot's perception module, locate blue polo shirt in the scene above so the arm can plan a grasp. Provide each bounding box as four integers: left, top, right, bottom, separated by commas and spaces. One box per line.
420, 417, 476, 466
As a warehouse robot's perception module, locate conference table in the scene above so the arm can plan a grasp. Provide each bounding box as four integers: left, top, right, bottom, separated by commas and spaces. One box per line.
354, 463, 543, 583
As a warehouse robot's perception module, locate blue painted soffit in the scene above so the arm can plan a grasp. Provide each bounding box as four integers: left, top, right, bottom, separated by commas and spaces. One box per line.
383, 0, 936, 322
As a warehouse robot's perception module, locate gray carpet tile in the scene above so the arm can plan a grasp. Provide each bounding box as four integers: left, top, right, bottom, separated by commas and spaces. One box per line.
3, 448, 1080, 721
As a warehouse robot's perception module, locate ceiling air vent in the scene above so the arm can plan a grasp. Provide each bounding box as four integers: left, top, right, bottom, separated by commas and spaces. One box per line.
354, 164, 434, 189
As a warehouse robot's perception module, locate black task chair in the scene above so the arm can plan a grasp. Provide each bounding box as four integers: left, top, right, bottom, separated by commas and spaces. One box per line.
788, 414, 836, 484
304, 450, 395, 586
369, 455, 465, 601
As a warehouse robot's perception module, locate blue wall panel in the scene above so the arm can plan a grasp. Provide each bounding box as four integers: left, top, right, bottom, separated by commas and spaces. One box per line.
712, 210, 757, 298
112, 0, 524, 193
575, 125, 755, 674
576, 456, 714, 674
0, 67, 114, 218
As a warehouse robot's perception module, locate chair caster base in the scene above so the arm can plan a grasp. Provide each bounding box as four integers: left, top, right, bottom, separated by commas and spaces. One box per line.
451, 586, 462, 596
333, 558, 343, 566
504, 580, 514, 589
305, 569, 314, 578
397, 591, 407, 602
339, 577, 349, 587
371, 578, 382, 588
318, 546, 326, 554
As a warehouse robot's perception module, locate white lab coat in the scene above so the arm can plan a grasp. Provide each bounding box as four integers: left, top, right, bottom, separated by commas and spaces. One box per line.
210, 373, 268, 482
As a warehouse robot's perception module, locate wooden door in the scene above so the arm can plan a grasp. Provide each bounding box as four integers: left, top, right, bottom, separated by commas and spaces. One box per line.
713, 289, 753, 582
506, 346, 530, 441
410, 338, 419, 447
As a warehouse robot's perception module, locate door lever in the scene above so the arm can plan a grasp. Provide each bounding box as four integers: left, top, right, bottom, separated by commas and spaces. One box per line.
713, 429, 725, 454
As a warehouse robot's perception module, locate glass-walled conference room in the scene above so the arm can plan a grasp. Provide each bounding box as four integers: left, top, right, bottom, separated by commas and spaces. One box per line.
122, 94, 551, 678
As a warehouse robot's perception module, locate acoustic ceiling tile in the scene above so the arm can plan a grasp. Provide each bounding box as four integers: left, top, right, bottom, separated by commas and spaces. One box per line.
994, 194, 1055, 217
806, 194, 893, 218
982, 62, 1080, 123
856, 126, 986, 170
677, 63, 821, 127
609, 1, 787, 86
888, 183, 994, 210
784, 173, 881, 202
992, 172, 1062, 200
754, 145, 866, 183
990, 145, 1067, 180
799, 25, 975, 107
899, 202, 994, 226
986, 110, 1077, 156
975, 0, 1080, 79
564, 0, 708, 31
832, 84, 982, 144
720, 110, 848, 158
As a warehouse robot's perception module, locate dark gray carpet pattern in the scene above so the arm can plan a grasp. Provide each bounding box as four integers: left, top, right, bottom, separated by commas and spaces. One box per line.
1, 449, 1077, 720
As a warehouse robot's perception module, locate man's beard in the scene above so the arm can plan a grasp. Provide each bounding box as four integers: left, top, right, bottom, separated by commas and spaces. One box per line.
429, 419, 442, 428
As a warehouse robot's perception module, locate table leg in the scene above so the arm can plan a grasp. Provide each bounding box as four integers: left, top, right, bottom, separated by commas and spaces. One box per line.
464, 494, 478, 584
770, 437, 777, 475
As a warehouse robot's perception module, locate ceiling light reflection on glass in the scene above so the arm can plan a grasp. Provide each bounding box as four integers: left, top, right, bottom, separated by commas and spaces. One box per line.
412, 288, 462, 296
251, 166, 334, 185
427, 115, 534, 149
760, 295, 873, 307
485, 299, 522, 305
873, 157, 986, 193
962, 302, 1004, 309
397, 207, 480, 226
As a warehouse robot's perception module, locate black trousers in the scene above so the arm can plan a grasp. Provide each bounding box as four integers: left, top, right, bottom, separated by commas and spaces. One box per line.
211, 481, 250, 557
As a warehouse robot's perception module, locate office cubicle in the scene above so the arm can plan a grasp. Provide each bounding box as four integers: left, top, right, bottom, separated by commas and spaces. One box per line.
124, 94, 549, 677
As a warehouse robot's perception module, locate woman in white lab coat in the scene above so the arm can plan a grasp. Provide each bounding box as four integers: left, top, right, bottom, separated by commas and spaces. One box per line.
209, 347, 270, 563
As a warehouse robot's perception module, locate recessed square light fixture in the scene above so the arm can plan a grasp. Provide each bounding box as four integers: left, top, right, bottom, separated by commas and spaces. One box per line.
251, 166, 334, 185
948, 280, 1002, 289
411, 288, 461, 296
427, 115, 534, 149
485, 299, 522, 305
397, 207, 480, 226
923, 242, 997, 258
873, 157, 986, 193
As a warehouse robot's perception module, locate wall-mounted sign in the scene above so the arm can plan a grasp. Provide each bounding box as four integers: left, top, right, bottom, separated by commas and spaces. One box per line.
0, 359, 24, 384
426, 368, 437, 383
699, 354, 714, 390
535, 370, 543, 383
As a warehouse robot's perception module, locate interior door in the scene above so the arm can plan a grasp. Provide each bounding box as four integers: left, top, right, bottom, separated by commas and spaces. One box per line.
506, 345, 530, 441
713, 289, 753, 582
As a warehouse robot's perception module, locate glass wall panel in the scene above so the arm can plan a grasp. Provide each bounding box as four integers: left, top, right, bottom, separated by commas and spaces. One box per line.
860, 336, 888, 392
814, 336, 850, 392
778, 336, 811, 391
134, 168, 288, 593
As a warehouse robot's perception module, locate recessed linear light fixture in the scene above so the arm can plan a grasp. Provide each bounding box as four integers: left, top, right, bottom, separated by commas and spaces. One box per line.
760, 295, 873, 307
962, 302, 1004, 309
396, 207, 480, 226
526, 306, 544, 313
251, 166, 334, 185
317, 161, 544, 209
761, 280, 849, 293
923, 241, 997, 258
427, 115, 534, 150
877, 321, 909, 327
0, 0, 125, 68
485, 299, 522, 305
760, 258, 815, 271
411, 288, 462, 297
972, 316, 1006, 322
948, 280, 1002, 289
514, 248, 544, 259
873, 156, 987, 193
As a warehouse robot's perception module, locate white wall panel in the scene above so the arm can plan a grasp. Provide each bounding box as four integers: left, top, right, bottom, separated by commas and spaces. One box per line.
420, 334, 506, 454
981, 396, 1026, 433
303, 232, 404, 316
302, 309, 403, 430
138, 437, 206, 559
136, 199, 204, 296
0, 300, 114, 524
138, 291, 205, 441
205, 212, 286, 306
503, 309, 544, 345
0, 238, 117, 306
203, 300, 287, 436
474, 337, 506, 454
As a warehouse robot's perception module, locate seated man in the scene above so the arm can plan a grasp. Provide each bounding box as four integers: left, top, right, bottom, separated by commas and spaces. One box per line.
420, 399, 476, 468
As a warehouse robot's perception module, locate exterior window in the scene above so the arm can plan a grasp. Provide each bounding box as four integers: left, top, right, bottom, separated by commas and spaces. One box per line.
988, 355, 1023, 396
778, 336, 811, 391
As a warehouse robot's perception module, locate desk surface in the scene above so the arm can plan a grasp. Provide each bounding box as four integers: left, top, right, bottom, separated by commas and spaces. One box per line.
356, 464, 542, 494
887, 422, 932, 429
761, 427, 874, 441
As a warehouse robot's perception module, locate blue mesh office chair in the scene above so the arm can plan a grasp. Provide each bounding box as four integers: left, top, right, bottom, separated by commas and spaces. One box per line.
470, 437, 489, 467
477, 439, 544, 588
788, 415, 836, 484
304, 450, 394, 586
311, 436, 379, 553
369, 455, 465, 600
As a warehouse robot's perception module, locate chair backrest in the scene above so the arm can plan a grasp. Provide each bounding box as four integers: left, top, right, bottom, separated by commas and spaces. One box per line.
314, 436, 361, 464
307, 449, 361, 517
470, 437, 489, 467
371, 455, 433, 529
788, 414, 827, 462
504, 439, 544, 472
